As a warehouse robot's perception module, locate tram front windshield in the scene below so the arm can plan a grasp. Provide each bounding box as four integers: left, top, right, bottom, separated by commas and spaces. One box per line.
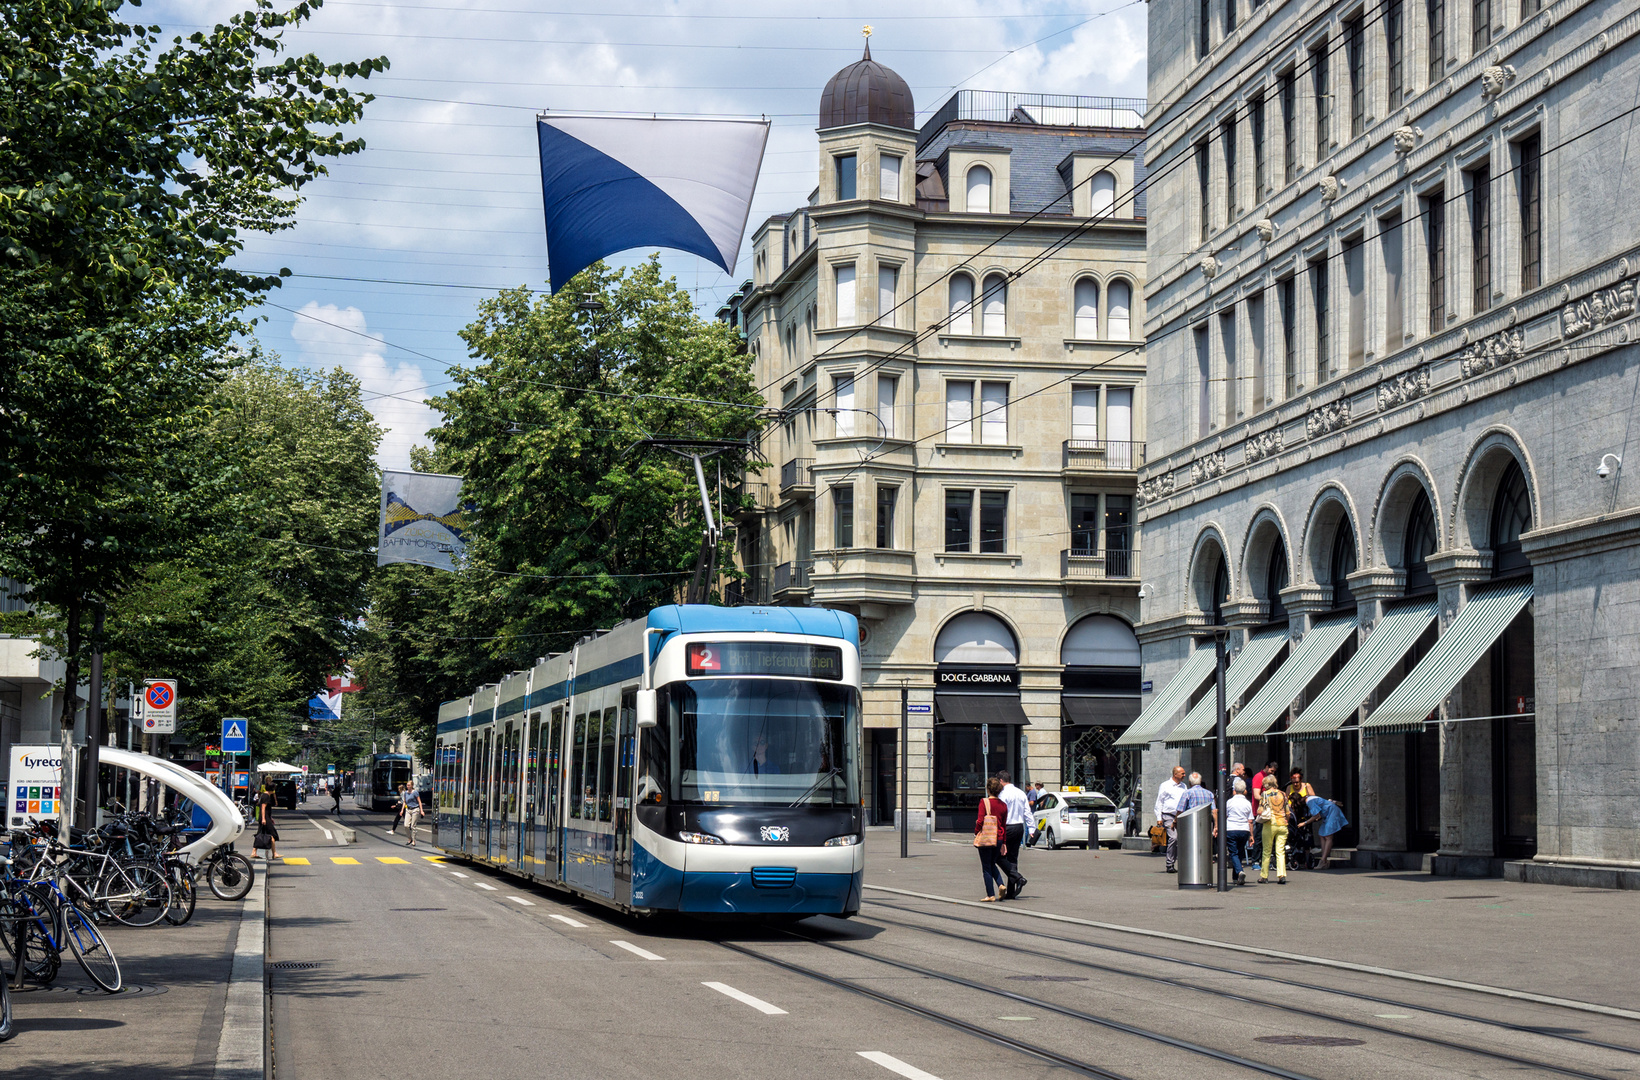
668, 679, 859, 807
373, 761, 411, 793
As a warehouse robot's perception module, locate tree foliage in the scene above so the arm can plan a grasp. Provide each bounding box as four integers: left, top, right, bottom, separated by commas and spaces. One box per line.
0, 0, 386, 723
353, 261, 764, 756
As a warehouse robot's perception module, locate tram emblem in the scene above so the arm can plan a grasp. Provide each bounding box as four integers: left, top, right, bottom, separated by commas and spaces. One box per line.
759, 826, 792, 842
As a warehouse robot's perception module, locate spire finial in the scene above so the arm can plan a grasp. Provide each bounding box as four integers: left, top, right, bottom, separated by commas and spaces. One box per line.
862, 24, 873, 60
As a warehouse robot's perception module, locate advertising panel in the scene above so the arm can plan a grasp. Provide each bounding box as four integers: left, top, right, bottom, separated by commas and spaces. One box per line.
9, 744, 65, 829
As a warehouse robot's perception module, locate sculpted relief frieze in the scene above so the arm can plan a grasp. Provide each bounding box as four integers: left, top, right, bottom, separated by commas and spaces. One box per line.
1243, 428, 1284, 463
1305, 399, 1350, 439
1190, 452, 1226, 485
1136, 470, 1176, 506
1376, 365, 1432, 409
1459, 327, 1526, 378
1563, 276, 1637, 338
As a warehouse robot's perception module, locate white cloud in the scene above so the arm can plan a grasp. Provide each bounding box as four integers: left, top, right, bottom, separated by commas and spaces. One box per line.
289, 302, 438, 471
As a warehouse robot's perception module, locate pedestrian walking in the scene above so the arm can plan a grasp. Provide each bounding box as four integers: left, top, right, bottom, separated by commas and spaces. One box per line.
1257, 776, 1289, 884
973, 778, 1010, 901
331, 781, 343, 814
391, 786, 405, 833
400, 782, 424, 848
1225, 779, 1252, 885
254, 782, 281, 861
1298, 794, 1349, 868
995, 771, 1031, 899
1154, 765, 1188, 873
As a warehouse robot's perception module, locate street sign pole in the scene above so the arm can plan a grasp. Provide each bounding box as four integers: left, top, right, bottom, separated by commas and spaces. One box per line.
1214, 630, 1230, 894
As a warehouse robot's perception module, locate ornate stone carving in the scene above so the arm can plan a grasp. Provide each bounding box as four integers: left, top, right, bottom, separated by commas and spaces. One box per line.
1136, 471, 1176, 506
1392, 125, 1423, 154
1255, 218, 1278, 243
1562, 277, 1637, 337
1318, 175, 1346, 204
1202, 256, 1220, 280
1305, 399, 1350, 439
1190, 452, 1226, 484
1376, 365, 1432, 409
1458, 327, 1525, 378
1244, 428, 1285, 463
1480, 64, 1517, 98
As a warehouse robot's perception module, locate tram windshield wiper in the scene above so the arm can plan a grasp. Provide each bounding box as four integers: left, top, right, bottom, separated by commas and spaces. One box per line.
788, 767, 843, 807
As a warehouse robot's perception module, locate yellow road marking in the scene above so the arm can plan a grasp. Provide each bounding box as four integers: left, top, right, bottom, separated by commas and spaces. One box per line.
421, 855, 446, 863
330, 857, 361, 865
283, 857, 311, 865
376, 857, 410, 864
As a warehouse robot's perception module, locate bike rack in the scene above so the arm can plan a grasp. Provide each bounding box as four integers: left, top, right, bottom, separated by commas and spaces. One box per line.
99, 748, 245, 864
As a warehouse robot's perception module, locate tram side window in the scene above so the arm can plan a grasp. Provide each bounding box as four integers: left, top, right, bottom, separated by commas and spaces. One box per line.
617, 691, 636, 806
638, 704, 669, 806
570, 713, 588, 820
599, 706, 618, 822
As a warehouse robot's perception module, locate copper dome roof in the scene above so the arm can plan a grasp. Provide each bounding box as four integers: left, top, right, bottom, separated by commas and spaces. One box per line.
818, 43, 915, 131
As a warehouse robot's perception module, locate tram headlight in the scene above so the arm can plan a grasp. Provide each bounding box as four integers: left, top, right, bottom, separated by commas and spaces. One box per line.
677, 831, 724, 845
823, 834, 861, 847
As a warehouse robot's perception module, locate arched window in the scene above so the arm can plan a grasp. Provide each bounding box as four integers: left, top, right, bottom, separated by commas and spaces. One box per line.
1330, 519, 1358, 609
1265, 542, 1290, 622
1091, 171, 1117, 215
966, 165, 993, 213
948, 274, 974, 335
1074, 278, 1100, 337
1403, 489, 1437, 595
981, 273, 1008, 335
934, 611, 1018, 664
1108, 280, 1132, 340
1490, 459, 1532, 578
1061, 615, 1141, 667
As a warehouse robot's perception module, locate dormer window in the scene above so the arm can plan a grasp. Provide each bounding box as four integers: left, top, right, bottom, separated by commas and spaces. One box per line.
880, 154, 902, 201
966, 165, 993, 213
836, 154, 857, 200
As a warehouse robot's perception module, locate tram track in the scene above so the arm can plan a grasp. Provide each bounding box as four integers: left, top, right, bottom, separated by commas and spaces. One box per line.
853, 903, 1633, 1080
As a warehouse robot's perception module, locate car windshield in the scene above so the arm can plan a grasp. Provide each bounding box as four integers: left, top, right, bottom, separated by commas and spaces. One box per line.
667, 679, 860, 807
1062, 795, 1115, 811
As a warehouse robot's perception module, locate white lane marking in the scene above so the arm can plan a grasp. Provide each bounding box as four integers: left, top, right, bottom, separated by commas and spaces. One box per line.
548, 914, 587, 928
449, 871, 468, 878
858, 1051, 944, 1080
609, 939, 665, 961
475, 883, 498, 891
508, 896, 535, 906
302, 815, 333, 841
702, 981, 787, 1015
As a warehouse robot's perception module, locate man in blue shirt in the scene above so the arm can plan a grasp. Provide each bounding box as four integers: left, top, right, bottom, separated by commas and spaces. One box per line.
1177, 771, 1218, 839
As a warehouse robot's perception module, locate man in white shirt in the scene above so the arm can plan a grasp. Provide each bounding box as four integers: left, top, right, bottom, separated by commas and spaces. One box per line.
996, 772, 1032, 899
1154, 765, 1188, 873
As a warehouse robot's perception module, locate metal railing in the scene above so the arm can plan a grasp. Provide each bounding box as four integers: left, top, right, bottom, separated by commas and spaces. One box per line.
779, 457, 814, 492
773, 560, 812, 594
920, 90, 1148, 149
1062, 546, 1139, 581
1063, 439, 1146, 471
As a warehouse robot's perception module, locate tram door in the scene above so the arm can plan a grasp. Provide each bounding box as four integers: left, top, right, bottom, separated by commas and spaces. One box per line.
513, 716, 529, 871
523, 712, 539, 874
462, 730, 483, 858
500, 721, 519, 868
613, 690, 636, 905
543, 707, 563, 883
480, 728, 497, 860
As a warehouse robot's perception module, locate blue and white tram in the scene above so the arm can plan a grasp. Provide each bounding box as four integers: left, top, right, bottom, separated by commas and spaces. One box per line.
431, 605, 864, 918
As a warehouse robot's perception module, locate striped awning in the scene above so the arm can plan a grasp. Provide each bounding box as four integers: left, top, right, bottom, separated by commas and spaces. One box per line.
1225, 616, 1358, 740
1284, 600, 1437, 740
1363, 579, 1534, 734
1113, 646, 1216, 748
1164, 629, 1291, 747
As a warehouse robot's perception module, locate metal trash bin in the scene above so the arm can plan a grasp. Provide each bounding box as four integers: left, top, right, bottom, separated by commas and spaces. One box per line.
1175, 804, 1213, 889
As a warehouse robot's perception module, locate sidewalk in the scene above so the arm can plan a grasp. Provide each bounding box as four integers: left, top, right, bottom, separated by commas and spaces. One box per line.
861, 830, 1640, 1008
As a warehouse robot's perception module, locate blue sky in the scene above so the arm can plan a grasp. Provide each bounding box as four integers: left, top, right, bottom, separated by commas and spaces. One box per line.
142, 1, 1149, 468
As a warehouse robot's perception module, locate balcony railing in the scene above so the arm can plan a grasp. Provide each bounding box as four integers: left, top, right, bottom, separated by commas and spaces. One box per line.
734, 480, 770, 518
919, 90, 1147, 150
779, 458, 814, 496
1063, 439, 1146, 472
773, 560, 812, 597
1062, 546, 1139, 581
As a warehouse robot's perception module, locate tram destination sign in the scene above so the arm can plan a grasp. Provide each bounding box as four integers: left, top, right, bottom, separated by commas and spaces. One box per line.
687, 641, 843, 680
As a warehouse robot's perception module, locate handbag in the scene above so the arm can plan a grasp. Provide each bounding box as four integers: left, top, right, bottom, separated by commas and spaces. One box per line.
973, 800, 1001, 847
252, 826, 273, 851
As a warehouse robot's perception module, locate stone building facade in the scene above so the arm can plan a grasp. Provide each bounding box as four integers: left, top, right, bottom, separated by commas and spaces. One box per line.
1133, 0, 1640, 883
733, 49, 1153, 830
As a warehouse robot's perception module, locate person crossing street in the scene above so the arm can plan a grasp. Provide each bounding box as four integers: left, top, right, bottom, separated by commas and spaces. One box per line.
399, 782, 424, 848
995, 771, 1031, 899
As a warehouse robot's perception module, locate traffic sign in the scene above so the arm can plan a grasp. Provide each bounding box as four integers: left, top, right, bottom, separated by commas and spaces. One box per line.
143, 679, 178, 734
906, 704, 932, 713
221, 717, 250, 754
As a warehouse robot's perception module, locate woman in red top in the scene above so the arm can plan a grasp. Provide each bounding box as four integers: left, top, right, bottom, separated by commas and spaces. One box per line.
974, 777, 1010, 901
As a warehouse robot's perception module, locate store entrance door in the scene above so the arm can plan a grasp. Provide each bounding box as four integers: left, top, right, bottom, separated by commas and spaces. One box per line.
934, 723, 1014, 831
870, 730, 898, 826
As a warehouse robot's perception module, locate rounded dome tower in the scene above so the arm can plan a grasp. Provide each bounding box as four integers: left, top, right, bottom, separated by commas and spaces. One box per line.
819, 39, 914, 131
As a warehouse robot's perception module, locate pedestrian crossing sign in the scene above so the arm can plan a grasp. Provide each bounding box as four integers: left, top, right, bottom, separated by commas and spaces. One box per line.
221, 717, 250, 754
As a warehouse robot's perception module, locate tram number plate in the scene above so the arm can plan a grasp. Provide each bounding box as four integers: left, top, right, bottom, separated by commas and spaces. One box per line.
687, 642, 843, 680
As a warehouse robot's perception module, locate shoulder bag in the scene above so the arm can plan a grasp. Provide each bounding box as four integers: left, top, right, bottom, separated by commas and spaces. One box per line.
973, 800, 1001, 847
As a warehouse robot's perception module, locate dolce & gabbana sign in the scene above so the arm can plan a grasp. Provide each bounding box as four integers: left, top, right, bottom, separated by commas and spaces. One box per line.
935, 666, 1019, 693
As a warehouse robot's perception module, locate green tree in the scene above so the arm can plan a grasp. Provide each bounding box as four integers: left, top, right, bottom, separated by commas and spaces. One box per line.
355, 261, 765, 755
0, 0, 386, 729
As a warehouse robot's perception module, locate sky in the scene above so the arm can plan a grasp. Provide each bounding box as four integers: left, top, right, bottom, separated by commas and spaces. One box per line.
143, 0, 1150, 470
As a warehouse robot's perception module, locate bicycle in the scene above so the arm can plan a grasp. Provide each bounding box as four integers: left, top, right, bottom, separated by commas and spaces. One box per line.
1, 856, 121, 993
22, 834, 171, 929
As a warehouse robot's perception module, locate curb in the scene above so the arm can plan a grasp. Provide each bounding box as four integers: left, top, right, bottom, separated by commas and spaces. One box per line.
334, 824, 356, 844
213, 870, 265, 1080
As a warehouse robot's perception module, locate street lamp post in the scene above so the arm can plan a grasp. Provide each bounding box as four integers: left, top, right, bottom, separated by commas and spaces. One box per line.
1213, 628, 1230, 893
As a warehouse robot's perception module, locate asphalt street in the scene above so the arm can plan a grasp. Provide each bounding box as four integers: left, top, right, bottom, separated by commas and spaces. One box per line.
262, 814, 1640, 1080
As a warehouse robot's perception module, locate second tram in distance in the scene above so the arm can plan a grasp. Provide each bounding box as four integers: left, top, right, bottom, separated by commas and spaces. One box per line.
432, 604, 864, 919
354, 752, 414, 812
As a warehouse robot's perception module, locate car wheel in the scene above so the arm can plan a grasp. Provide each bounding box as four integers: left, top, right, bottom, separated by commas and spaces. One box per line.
1046, 828, 1060, 850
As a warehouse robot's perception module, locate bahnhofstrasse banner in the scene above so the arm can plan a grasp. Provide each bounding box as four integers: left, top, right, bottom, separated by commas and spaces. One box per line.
377, 470, 470, 572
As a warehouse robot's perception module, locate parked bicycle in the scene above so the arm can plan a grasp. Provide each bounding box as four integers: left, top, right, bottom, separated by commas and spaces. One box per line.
0, 850, 121, 993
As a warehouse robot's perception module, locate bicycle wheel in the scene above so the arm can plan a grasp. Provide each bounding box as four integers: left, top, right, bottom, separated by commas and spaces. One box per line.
8, 887, 61, 987
62, 904, 121, 993
208, 852, 255, 902
164, 865, 197, 926
105, 864, 172, 928
0, 951, 12, 1040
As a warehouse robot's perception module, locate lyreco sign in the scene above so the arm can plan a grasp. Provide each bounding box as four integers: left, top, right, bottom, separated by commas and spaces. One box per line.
144, 678, 178, 734
9, 744, 65, 827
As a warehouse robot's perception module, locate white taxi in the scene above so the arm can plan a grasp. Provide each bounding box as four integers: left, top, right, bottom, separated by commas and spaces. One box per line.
1032, 788, 1123, 849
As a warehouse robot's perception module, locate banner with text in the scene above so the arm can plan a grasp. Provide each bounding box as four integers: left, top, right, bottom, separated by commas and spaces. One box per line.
378, 470, 470, 572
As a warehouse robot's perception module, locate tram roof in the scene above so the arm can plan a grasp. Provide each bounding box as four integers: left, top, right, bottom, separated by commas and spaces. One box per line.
647, 604, 858, 647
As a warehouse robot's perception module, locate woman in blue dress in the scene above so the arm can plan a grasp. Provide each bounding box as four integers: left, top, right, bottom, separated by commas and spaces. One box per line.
1301, 795, 1349, 868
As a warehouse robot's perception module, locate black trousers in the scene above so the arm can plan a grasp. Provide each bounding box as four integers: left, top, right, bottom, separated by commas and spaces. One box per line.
999, 823, 1026, 890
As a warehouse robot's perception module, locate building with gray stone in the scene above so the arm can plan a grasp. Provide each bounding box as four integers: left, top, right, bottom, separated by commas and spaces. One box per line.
1130, 0, 1640, 884
732, 46, 1155, 830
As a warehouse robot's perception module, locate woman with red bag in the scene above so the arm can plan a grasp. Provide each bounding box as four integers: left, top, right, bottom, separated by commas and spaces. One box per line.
974, 777, 1010, 901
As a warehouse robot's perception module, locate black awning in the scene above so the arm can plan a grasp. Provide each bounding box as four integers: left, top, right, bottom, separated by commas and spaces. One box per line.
1061, 695, 1143, 727
935, 693, 1030, 726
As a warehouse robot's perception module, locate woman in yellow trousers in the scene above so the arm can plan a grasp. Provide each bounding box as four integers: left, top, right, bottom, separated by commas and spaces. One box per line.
1258, 777, 1289, 884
